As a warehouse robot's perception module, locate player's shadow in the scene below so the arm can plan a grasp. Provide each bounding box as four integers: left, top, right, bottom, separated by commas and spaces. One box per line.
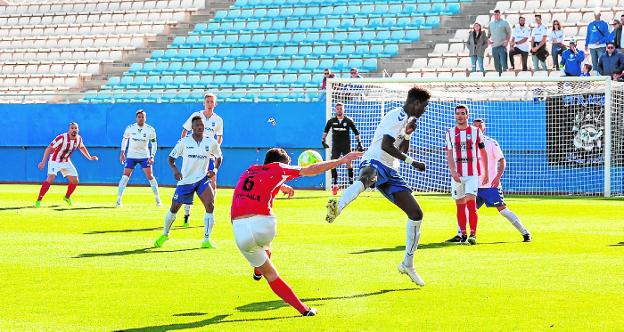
236, 288, 415, 313
116, 314, 302, 331
53, 206, 117, 211
84, 226, 201, 235
350, 242, 456, 254
73, 247, 203, 258
609, 241, 624, 247
0, 204, 60, 211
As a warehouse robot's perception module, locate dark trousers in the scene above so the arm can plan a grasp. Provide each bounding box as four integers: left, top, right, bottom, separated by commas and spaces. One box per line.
509, 47, 528, 71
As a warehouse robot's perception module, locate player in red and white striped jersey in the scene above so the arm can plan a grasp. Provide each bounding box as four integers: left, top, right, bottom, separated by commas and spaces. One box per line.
35, 122, 98, 207
445, 105, 489, 245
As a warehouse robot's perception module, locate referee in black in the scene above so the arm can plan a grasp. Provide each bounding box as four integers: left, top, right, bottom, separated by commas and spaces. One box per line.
322, 102, 363, 195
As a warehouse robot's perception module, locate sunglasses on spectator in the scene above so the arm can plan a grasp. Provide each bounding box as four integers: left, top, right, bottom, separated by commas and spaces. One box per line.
607, 46, 615, 49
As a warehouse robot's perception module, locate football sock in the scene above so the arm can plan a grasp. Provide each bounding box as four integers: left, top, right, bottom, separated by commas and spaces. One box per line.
203, 213, 215, 241
148, 178, 160, 199
499, 208, 528, 235
117, 175, 129, 199
338, 180, 365, 212
65, 183, 77, 198
402, 219, 422, 268
183, 204, 191, 217
163, 210, 176, 236
268, 277, 309, 314
467, 200, 478, 236
456, 202, 467, 235
347, 168, 354, 184
331, 168, 338, 185
37, 181, 51, 201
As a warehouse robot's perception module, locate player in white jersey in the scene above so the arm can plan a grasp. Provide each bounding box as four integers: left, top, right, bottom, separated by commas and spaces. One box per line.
154, 115, 223, 249
115, 110, 161, 207
447, 119, 531, 242
180, 93, 223, 227
445, 105, 489, 245
325, 87, 430, 286
35, 122, 98, 207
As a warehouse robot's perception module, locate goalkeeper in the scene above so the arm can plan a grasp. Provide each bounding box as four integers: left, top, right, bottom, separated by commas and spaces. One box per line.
322, 102, 364, 195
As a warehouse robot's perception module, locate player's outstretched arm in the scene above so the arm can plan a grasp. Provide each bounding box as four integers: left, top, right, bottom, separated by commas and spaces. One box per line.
38, 145, 53, 170
79, 146, 98, 161
381, 135, 425, 171
299, 151, 363, 176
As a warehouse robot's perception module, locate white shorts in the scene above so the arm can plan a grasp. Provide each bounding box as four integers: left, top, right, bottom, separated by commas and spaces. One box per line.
232, 215, 276, 267
451, 175, 478, 200
47, 161, 78, 177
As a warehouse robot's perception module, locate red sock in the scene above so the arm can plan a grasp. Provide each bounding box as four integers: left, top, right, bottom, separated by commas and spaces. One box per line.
268, 276, 308, 314
467, 200, 478, 236
456, 203, 467, 235
65, 183, 77, 198
37, 181, 51, 201
254, 250, 272, 276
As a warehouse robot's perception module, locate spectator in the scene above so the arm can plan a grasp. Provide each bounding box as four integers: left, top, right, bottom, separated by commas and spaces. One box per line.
613, 16, 624, 51
466, 22, 489, 73
530, 14, 549, 71
488, 9, 512, 75
321, 68, 335, 90
349, 68, 362, 79
550, 20, 566, 70
561, 39, 585, 76
509, 16, 531, 71
585, 11, 610, 71
581, 63, 592, 76
597, 42, 624, 80
609, 19, 621, 44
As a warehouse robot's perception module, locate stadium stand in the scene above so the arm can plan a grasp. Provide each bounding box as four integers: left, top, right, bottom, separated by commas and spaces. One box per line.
0, 0, 206, 103
86, 0, 475, 103
395, 0, 624, 78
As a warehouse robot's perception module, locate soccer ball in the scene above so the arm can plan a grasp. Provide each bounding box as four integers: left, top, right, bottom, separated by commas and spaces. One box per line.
298, 150, 323, 167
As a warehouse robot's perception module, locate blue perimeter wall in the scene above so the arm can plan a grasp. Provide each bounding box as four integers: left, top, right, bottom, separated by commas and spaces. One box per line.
0, 102, 327, 188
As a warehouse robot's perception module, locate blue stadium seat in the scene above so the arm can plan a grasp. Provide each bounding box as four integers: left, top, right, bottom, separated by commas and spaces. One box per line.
261, 60, 277, 73
152, 62, 168, 74
186, 36, 201, 48
390, 30, 405, 42
208, 61, 221, 72
396, 17, 411, 27
312, 45, 325, 57
164, 62, 182, 75
241, 74, 255, 85
254, 74, 269, 86
213, 75, 227, 86
235, 61, 250, 71
388, 4, 403, 14
272, 20, 286, 30
280, 8, 294, 17
425, 16, 440, 28
374, 4, 388, 14
171, 36, 186, 48
375, 30, 391, 42
198, 75, 213, 88
305, 59, 320, 71
284, 46, 298, 58
220, 61, 236, 74
307, 33, 320, 43
204, 48, 217, 58
230, 48, 244, 58
128, 63, 143, 74
141, 76, 159, 88
176, 49, 191, 60
363, 58, 377, 70
256, 46, 271, 57
193, 23, 208, 34
117, 76, 133, 88
347, 32, 362, 43
306, 6, 320, 16
348, 59, 363, 70
225, 75, 241, 87
172, 76, 187, 88
341, 18, 354, 29
195, 62, 210, 74
188, 49, 205, 61
319, 59, 333, 69
355, 45, 369, 56
217, 48, 231, 58
276, 60, 291, 73
334, 59, 348, 70
299, 46, 312, 58
269, 74, 284, 85
247, 21, 260, 30
291, 59, 305, 71
370, 44, 384, 56
270, 46, 285, 57
243, 47, 257, 58
313, 19, 327, 30
405, 30, 420, 42
238, 34, 252, 45
325, 45, 340, 58
251, 34, 265, 45
265, 33, 279, 44
342, 45, 356, 55
383, 17, 397, 28
249, 60, 264, 71
292, 33, 306, 44
333, 5, 347, 15
445, 3, 461, 14
149, 50, 165, 61
354, 18, 369, 28
362, 30, 376, 41
296, 74, 312, 87
417, 4, 432, 14
184, 75, 201, 88
381, 44, 399, 56
326, 19, 340, 29
300, 20, 313, 30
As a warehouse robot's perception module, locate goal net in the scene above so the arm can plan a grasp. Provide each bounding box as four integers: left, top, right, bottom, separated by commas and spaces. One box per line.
325, 77, 624, 197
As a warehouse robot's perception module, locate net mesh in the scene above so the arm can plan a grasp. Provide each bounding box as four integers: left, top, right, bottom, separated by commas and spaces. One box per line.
327, 78, 624, 197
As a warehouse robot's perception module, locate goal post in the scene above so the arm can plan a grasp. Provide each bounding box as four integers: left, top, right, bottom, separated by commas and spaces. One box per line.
325, 76, 624, 197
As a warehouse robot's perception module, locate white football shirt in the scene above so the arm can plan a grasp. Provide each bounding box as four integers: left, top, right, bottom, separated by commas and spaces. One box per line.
362, 107, 409, 170
478, 135, 505, 188
182, 111, 223, 140
122, 123, 157, 159
169, 136, 222, 185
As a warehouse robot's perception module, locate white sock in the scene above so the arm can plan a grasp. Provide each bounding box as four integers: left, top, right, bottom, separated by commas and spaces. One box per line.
163, 210, 176, 236
117, 175, 129, 201
338, 181, 365, 213
499, 208, 528, 235
203, 213, 215, 241
403, 219, 422, 268
184, 204, 191, 216
148, 178, 160, 201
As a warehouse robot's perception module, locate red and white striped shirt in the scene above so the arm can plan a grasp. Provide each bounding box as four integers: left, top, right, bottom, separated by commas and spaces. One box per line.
49, 133, 84, 162
445, 125, 484, 177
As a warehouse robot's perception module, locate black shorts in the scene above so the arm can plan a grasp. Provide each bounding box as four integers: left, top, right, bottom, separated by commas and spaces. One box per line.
331, 145, 351, 159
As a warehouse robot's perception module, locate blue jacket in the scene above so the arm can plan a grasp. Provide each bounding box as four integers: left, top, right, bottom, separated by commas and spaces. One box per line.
586, 20, 611, 45
561, 49, 585, 76
597, 51, 624, 76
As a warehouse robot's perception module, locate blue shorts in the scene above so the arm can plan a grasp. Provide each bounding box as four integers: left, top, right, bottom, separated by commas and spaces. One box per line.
476, 187, 506, 208
173, 176, 211, 205
360, 159, 411, 203
124, 158, 150, 169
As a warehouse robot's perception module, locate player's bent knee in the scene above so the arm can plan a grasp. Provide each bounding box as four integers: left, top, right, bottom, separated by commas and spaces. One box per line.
358, 167, 377, 187
408, 207, 423, 221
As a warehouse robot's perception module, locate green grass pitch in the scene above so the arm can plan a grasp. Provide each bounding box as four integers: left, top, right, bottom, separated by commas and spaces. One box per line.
0, 184, 622, 331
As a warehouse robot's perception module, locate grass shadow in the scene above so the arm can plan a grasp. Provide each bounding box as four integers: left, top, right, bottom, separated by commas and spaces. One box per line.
53, 206, 117, 211
350, 242, 459, 254
116, 314, 302, 331
172, 312, 207, 317
73, 247, 203, 258
84, 226, 201, 235
0, 204, 60, 211
609, 241, 624, 247
236, 288, 415, 312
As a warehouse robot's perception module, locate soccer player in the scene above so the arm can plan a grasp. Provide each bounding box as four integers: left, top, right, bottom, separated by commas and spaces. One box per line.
154, 116, 222, 249
116, 109, 161, 207
325, 87, 431, 286
321, 102, 363, 195
447, 119, 531, 242
445, 105, 489, 245
231, 147, 363, 316
35, 122, 98, 207
180, 93, 223, 227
